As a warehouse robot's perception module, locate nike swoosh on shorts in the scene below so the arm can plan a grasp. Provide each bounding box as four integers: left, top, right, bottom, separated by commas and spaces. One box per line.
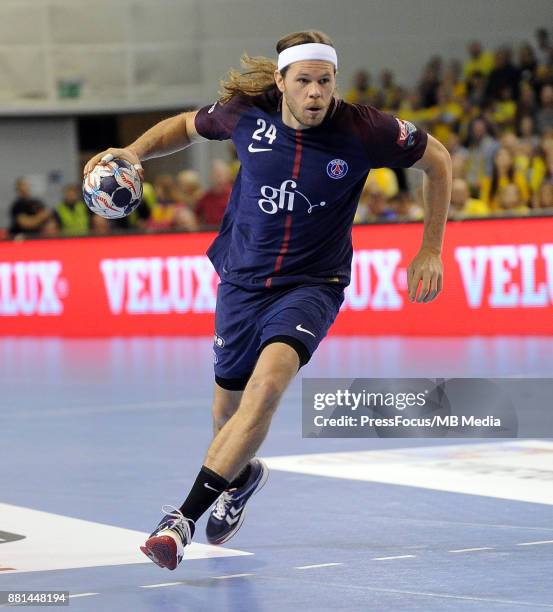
296, 324, 316, 337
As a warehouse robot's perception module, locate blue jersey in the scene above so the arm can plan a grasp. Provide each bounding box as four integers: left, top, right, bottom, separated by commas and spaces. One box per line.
195, 88, 427, 289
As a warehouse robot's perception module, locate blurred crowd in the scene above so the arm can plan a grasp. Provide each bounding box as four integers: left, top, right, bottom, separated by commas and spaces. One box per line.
3, 28, 553, 240
348, 28, 553, 222
5, 160, 234, 240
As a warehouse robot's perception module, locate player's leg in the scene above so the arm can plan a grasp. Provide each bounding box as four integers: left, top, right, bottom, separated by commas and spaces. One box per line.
141, 283, 343, 569
141, 343, 297, 568
211, 383, 242, 436
140, 281, 262, 569
204, 341, 299, 544
205, 341, 299, 478
210, 383, 255, 498
205, 284, 344, 545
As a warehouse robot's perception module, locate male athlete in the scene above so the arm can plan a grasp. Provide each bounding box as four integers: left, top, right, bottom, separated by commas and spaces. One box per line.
84, 30, 451, 571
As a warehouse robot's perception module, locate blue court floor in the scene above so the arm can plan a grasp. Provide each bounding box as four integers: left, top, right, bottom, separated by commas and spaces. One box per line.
1, 336, 553, 611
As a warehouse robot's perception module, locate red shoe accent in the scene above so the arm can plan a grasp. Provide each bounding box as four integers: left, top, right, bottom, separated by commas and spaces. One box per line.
140, 535, 179, 570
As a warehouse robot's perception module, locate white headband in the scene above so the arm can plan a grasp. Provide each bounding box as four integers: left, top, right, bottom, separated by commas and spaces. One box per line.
277, 43, 338, 71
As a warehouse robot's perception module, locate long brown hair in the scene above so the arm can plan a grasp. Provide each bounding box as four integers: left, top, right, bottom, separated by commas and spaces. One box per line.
219, 30, 335, 103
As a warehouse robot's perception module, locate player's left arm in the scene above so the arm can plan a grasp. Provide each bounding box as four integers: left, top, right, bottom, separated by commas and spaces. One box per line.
409, 134, 452, 303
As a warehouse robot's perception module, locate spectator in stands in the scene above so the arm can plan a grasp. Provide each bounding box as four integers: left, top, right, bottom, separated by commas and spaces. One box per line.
485, 47, 520, 103
527, 143, 548, 195
534, 182, 553, 210
125, 182, 154, 231
451, 153, 469, 180
542, 132, 553, 159
497, 183, 529, 216
446, 132, 468, 160
397, 90, 423, 121
389, 192, 423, 222
491, 86, 517, 131
174, 170, 203, 231
364, 183, 397, 223
534, 28, 551, 68
500, 132, 531, 177
90, 214, 111, 236
480, 147, 529, 210
354, 180, 396, 224
177, 170, 204, 207
147, 174, 183, 231
449, 178, 489, 219
464, 41, 494, 81
418, 56, 442, 108
443, 59, 466, 99
195, 160, 233, 228
518, 115, 540, 151
536, 84, 553, 135
345, 69, 375, 105
40, 216, 61, 238
173, 206, 199, 232
9, 178, 52, 238
465, 117, 499, 192
428, 85, 463, 144
518, 43, 538, 84
54, 184, 89, 236
466, 70, 487, 108
365, 168, 398, 199
538, 150, 553, 188
374, 70, 401, 110
516, 83, 538, 125
456, 98, 479, 144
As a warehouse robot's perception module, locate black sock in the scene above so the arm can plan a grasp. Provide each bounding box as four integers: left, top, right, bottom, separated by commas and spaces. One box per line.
229, 462, 252, 489
179, 466, 229, 522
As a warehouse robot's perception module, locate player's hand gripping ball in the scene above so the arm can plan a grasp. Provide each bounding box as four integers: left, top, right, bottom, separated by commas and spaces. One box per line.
83, 158, 143, 219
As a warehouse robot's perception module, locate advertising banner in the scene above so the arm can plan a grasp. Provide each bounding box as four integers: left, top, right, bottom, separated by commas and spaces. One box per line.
0, 218, 552, 336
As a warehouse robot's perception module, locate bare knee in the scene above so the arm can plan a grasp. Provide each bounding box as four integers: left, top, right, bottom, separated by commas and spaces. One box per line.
237, 343, 299, 416
243, 375, 286, 415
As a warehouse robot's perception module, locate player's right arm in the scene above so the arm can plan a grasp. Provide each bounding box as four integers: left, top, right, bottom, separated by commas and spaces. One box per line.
83, 111, 205, 179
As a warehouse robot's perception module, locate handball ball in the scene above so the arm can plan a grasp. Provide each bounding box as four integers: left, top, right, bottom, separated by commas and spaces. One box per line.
83, 158, 143, 219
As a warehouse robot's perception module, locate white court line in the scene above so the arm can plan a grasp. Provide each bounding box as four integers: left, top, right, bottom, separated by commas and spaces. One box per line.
516, 540, 553, 546
295, 563, 343, 570
372, 555, 416, 561
368, 516, 553, 533
449, 547, 495, 553
68, 593, 99, 598
140, 582, 182, 588
288, 579, 553, 609
213, 573, 254, 579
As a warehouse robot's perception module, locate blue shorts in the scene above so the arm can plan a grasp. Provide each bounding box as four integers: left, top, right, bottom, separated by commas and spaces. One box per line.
213, 281, 344, 390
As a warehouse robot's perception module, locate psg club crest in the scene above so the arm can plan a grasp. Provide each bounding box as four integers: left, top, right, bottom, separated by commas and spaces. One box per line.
326, 158, 349, 180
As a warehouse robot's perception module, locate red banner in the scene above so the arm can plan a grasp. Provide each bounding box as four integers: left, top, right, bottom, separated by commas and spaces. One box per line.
0, 218, 552, 336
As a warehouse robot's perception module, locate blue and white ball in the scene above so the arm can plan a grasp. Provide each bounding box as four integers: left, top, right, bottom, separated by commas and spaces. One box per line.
83, 158, 143, 219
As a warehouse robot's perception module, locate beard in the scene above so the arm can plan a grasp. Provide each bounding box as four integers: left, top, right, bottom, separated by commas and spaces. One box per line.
283, 93, 328, 127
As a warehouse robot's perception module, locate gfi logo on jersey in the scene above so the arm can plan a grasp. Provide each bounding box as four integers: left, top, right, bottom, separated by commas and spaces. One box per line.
258, 180, 326, 215
395, 118, 417, 150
